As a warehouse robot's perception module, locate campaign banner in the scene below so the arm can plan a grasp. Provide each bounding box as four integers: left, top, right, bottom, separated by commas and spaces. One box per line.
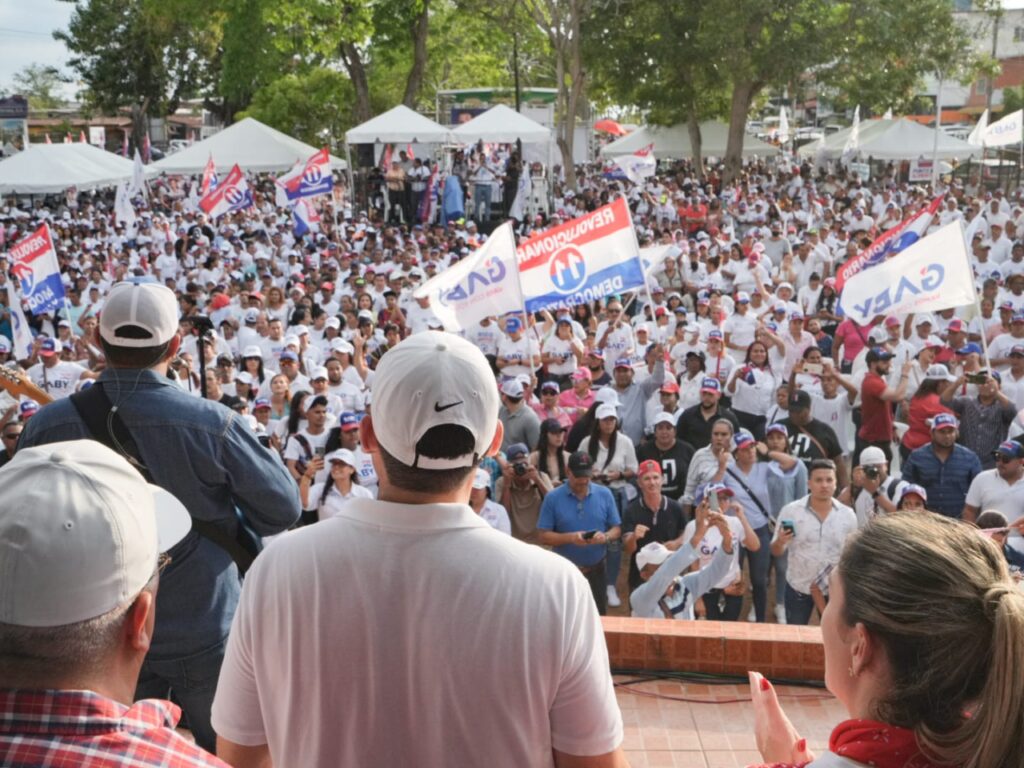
640, 243, 682, 277
9, 223, 65, 315
908, 159, 932, 183
836, 195, 942, 294
839, 221, 974, 325
277, 148, 334, 201
983, 109, 1022, 148
414, 222, 522, 332
8, 284, 34, 360
199, 164, 253, 218
517, 197, 644, 313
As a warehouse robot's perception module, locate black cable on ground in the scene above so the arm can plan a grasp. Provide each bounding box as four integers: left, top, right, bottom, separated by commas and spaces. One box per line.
611, 669, 830, 705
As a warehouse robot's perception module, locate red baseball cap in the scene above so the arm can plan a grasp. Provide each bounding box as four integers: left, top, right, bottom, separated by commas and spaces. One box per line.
638, 460, 663, 477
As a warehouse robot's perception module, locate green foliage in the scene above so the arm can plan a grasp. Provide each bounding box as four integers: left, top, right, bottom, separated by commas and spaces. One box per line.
10, 64, 68, 111
1002, 85, 1024, 116
238, 67, 352, 145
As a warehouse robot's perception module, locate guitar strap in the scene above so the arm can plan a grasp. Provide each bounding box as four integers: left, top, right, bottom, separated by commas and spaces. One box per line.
69, 382, 258, 575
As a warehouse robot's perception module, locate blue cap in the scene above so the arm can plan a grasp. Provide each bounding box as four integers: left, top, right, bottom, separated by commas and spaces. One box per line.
994, 440, 1024, 458
707, 329, 723, 341
280, 350, 299, 361
956, 343, 983, 356
340, 412, 360, 431
614, 357, 633, 369
504, 316, 522, 333
931, 413, 959, 431
506, 442, 529, 460
700, 377, 721, 393
765, 422, 789, 437
695, 482, 734, 505
897, 484, 928, 503
253, 397, 271, 410
734, 430, 756, 449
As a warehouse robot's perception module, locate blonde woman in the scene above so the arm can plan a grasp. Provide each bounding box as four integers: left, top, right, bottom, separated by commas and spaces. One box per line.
749, 513, 1024, 768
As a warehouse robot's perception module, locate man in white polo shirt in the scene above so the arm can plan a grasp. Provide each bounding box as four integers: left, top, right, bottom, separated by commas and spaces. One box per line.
213, 332, 625, 767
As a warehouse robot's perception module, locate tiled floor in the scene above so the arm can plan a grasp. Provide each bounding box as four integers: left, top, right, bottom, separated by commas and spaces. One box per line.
615, 675, 846, 767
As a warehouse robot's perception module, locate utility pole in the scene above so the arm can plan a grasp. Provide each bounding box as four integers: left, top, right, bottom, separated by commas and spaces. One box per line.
986, 7, 1001, 116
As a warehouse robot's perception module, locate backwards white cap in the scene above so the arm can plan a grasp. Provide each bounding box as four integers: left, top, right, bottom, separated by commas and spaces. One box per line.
99, 281, 180, 348
0, 440, 191, 627
371, 331, 499, 470
636, 542, 673, 571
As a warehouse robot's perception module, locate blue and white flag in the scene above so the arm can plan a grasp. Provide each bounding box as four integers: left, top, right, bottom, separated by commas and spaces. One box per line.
9, 224, 66, 315
277, 148, 333, 201
8, 284, 35, 360
414, 222, 522, 332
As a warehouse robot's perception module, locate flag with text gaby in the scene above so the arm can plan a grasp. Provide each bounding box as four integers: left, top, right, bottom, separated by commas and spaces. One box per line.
277, 148, 334, 201
839, 221, 974, 325
414, 222, 522, 332
518, 197, 644, 313
836, 195, 942, 295
199, 164, 253, 218
9, 223, 65, 315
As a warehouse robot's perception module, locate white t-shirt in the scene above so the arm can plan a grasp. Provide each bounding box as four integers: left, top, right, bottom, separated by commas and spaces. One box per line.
496, 335, 540, 378
965, 469, 1024, 552
308, 481, 374, 520
810, 393, 855, 455
211, 499, 623, 767
478, 499, 512, 535
27, 361, 87, 400
681, 516, 745, 589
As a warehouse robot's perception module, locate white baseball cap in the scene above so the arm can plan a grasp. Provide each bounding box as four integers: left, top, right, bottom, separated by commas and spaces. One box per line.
242, 345, 263, 358
371, 331, 499, 470
331, 338, 355, 355
0, 440, 191, 627
636, 541, 672, 571
326, 448, 356, 466
594, 387, 620, 407
99, 281, 180, 349
471, 468, 491, 490
595, 402, 618, 420
859, 446, 887, 466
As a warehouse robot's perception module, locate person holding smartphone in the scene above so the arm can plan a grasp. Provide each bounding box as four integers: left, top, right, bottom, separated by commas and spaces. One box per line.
770, 459, 857, 625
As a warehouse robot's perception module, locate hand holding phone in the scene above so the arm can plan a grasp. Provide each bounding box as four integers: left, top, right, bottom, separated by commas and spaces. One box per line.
582, 530, 598, 541
781, 520, 795, 537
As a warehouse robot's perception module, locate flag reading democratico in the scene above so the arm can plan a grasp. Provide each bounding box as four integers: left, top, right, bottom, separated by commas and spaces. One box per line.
517, 198, 644, 314
9, 224, 65, 315
836, 195, 942, 295
839, 221, 975, 325
414, 222, 522, 332
199, 164, 253, 218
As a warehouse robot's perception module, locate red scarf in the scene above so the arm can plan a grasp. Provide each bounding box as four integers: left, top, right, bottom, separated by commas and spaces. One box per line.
755, 719, 952, 768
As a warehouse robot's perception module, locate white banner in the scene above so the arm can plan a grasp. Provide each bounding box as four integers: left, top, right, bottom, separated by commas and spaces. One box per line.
8, 285, 34, 362
983, 109, 1022, 148
413, 222, 523, 332
908, 159, 932, 183
839, 220, 975, 325
88, 126, 106, 147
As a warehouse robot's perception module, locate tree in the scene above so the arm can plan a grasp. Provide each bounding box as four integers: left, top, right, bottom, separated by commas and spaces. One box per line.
522, 0, 591, 189
239, 68, 353, 146
10, 64, 68, 110
55, 0, 221, 146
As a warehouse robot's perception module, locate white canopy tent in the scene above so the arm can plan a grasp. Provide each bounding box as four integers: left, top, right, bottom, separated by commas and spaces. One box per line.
599, 121, 778, 159
0, 143, 137, 194
151, 117, 346, 174
345, 105, 452, 144
798, 118, 981, 161
450, 104, 552, 144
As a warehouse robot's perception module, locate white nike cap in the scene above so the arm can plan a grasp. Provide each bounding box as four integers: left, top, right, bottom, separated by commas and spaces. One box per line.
0, 440, 191, 627
371, 331, 499, 470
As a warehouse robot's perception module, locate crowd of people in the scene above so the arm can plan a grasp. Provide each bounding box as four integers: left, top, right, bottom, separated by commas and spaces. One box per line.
1, 148, 1023, 767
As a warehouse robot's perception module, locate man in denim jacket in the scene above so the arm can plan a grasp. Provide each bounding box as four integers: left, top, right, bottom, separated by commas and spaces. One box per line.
20, 281, 300, 754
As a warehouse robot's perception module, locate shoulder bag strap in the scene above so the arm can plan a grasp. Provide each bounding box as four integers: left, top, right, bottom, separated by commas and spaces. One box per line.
797, 423, 829, 461
725, 466, 773, 526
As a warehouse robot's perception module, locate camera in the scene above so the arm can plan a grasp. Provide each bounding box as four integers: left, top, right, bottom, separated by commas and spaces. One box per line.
513, 462, 528, 476
965, 369, 990, 385
863, 466, 880, 480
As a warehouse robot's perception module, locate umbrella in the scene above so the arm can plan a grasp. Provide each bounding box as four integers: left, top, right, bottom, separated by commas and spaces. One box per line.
595, 118, 627, 136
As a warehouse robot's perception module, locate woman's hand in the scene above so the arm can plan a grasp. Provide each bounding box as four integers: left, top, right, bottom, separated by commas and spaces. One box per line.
748, 671, 814, 765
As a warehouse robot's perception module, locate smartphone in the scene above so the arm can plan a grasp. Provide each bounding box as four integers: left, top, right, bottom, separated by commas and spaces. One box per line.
709, 490, 720, 512
314, 446, 326, 458
965, 369, 990, 385
803, 363, 823, 376
582, 530, 598, 541
781, 520, 795, 536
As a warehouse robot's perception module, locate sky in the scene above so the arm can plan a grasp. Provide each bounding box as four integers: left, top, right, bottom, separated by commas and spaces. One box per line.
4, 0, 1024, 100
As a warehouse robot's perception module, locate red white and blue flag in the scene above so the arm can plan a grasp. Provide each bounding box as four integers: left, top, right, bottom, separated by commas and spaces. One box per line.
201, 154, 218, 196
836, 195, 943, 294
611, 143, 657, 184
291, 199, 321, 237
277, 148, 333, 202
517, 198, 644, 313
199, 164, 253, 219
9, 224, 66, 315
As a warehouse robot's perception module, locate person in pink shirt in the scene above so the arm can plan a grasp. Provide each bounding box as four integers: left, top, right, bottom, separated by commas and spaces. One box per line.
833, 316, 876, 374
558, 367, 596, 424
532, 380, 574, 430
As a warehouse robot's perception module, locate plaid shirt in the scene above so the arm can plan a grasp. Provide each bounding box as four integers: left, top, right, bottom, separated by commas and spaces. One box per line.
0, 689, 229, 767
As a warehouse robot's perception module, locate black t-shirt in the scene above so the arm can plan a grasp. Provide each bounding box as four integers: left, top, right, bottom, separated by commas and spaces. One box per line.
622, 495, 687, 591
676, 404, 740, 451
636, 438, 696, 500
781, 416, 843, 466
218, 393, 244, 412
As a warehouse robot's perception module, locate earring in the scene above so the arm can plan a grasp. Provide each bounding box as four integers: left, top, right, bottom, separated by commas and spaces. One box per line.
848, 665, 857, 677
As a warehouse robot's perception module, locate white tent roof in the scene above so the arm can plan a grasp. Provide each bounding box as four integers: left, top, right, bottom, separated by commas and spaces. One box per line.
0, 143, 137, 194
798, 118, 981, 161
599, 122, 778, 159
345, 105, 452, 144
450, 104, 551, 144
151, 118, 346, 174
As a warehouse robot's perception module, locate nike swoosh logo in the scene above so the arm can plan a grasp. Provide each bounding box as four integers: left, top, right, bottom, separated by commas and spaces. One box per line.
434, 400, 463, 412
